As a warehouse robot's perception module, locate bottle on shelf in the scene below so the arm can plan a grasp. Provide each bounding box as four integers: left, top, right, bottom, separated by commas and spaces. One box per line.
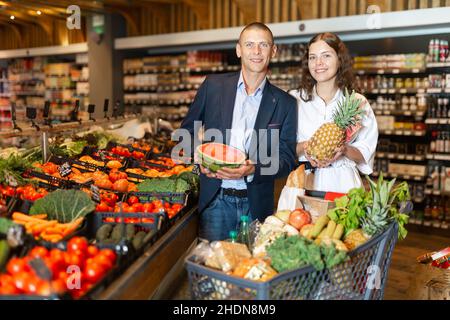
237, 215, 251, 248
430, 131, 437, 153
226, 230, 238, 243
424, 197, 432, 225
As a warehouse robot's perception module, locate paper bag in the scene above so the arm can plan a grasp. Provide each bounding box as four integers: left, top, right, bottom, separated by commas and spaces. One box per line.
277, 165, 307, 211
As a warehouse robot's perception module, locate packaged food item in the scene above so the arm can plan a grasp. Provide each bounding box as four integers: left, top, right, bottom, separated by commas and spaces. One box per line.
210, 241, 252, 272
232, 258, 278, 282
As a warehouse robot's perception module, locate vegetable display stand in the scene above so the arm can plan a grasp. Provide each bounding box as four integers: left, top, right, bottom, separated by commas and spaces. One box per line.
185, 223, 399, 300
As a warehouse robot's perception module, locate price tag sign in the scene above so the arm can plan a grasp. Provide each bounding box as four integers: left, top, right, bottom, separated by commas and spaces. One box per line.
5, 171, 18, 187
98, 150, 108, 162
192, 164, 201, 176
29, 258, 52, 281
59, 162, 72, 177
90, 184, 101, 203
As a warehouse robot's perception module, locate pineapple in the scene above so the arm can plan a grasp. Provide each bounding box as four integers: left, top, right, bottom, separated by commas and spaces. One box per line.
307, 89, 364, 162
361, 174, 396, 237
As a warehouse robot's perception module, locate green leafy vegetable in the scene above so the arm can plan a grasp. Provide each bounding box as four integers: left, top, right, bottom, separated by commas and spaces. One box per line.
29, 190, 95, 223
266, 235, 348, 272
0, 218, 15, 234
0, 154, 35, 186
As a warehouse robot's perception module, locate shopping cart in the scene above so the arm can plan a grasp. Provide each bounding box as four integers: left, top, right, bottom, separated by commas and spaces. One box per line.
185, 223, 398, 300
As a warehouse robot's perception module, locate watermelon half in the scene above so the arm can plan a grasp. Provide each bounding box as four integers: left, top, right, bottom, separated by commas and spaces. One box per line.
197, 143, 246, 172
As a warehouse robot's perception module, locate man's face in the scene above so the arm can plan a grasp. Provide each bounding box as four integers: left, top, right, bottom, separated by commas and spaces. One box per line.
236, 28, 277, 75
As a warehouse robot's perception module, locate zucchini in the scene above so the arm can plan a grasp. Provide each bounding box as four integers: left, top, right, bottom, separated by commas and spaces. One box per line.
332, 224, 344, 240
0, 240, 10, 270
310, 215, 330, 239
324, 220, 337, 238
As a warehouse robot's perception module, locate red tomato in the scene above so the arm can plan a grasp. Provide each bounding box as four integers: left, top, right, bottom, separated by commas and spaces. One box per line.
163, 202, 171, 209
84, 262, 105, 284
49, 249, 66, 274
289, 209, 312, 230
13, 271, 32, 292
24, 275, 41, 294
66, 251, 85, 270
113, 179, 129, 193
98, 249, 116, 265
67, 237, 89, 255
94, 254, 113, 270
0, 274, 14, 286
6, 257, 29, 275
143, 202, 154, 213
87, 245, 99, 258
101, 192, 119, 206
127, 196, 139, 206
96, 202, 110, 212
29, 246, 49, 259
36, 281, 52, 297
0, 283, 20, 295
132, 203, 143, 212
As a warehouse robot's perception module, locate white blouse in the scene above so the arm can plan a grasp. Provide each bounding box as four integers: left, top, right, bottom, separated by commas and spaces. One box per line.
290, 88, 378, 193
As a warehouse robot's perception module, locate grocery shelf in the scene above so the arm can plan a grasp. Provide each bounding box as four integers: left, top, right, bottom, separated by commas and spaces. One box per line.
371, 171, 426, 181
426, 88, 450, 94
425, 118, 450, 124
426, 62, 450, 68
375, 110, 426, 117
406, 222, 450, 237
424, 189, 445, 196
376, 152, 426, 162
364, 88, 426, 95
378, 129, 426, 136
123, 65, 239, 75
426, 153, 450, 161
355, 68, 425, 75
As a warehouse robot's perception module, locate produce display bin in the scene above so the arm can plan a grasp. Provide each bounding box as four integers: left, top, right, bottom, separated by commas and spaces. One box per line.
185, 223, 398, 300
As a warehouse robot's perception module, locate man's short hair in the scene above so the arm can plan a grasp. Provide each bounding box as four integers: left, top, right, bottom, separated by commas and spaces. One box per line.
239, 22, 274, 44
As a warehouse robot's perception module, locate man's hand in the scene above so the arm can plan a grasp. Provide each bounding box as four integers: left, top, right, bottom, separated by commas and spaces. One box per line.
216, 160, 255, 180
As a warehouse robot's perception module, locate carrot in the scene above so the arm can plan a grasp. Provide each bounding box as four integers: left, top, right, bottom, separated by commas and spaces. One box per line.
31, 221, 57, 234
61, 218, 83, 237
12, 212, 44, 222
31, 214, 48, 220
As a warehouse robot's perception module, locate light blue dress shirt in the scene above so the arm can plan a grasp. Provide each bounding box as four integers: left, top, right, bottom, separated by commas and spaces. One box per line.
221, 72, 267, 190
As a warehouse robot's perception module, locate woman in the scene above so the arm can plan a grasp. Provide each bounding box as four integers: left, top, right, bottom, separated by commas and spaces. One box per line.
290, 32, 378, 193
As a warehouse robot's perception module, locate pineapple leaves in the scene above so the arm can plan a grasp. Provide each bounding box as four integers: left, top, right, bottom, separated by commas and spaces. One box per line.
328, 175, 411, 241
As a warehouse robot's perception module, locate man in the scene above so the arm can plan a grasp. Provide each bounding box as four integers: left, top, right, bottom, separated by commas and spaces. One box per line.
180, 22, 298, 241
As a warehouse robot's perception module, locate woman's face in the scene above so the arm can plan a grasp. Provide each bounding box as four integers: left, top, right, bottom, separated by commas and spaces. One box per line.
308, 40, 339, 84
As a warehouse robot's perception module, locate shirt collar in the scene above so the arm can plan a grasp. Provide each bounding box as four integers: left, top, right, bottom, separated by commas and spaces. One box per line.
312, 85, 342, 104
238, 72, 266, 97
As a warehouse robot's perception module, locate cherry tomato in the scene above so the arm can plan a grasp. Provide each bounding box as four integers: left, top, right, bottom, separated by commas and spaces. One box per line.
0, 274, 14, 287
87, 245, 99, 258
96, 202, 110, 212
98, 249, 116, 265
0, 283, 20, 295
94, 254, 113, 270
6, 257, 29, 275
127, 196, 139, 206
84, 262, 105, 284
143, 202, 154, 213
29, 246, 49, 259
13, 271, 32, 292
67, 237, 88, 255
24, 275, 41, 294
132, 203, 143, 212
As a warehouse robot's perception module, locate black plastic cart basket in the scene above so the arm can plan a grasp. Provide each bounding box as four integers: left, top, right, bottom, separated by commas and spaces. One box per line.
185, 223, 398, 300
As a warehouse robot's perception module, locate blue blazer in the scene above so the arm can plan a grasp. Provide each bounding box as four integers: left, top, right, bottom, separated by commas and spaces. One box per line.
180, 72, 298, 221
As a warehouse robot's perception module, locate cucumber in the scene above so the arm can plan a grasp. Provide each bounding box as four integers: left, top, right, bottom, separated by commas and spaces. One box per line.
132, 231, 147, 250
0, 240, 10, 270
310, 215, 330, 239
324, 220, 337, 238
96, 224, 113, 242
126, 224, 135, 241
332, 224, 344, 240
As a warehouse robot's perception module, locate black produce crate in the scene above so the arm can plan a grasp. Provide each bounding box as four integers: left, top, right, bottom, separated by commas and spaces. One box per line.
49, 154, 108, 173
23, 169, 72, 189
106, 141, 151, 160
80, 146, 130, 169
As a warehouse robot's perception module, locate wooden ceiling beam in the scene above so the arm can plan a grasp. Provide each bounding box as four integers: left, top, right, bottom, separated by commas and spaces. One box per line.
0, 20, 22, 43
296, 0, 319, 20
233, 0, 257, 24
182, 0, 209, 29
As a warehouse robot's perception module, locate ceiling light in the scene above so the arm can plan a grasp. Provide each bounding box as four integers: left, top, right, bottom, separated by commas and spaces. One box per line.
10, 15, 14, 20
36, 10, 41, 15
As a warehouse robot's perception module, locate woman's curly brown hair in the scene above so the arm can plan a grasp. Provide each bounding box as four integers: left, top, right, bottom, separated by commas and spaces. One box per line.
299, 32, 356, 102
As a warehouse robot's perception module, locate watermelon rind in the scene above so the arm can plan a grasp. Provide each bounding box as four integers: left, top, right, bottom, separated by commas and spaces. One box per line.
196, 143, 246, 173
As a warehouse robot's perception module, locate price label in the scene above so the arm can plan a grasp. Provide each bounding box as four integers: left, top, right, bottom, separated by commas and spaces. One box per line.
98, 150, 108, 162
29, 258, 53, 281
5, 171, 18, 187
91, 184, 101, 203
192, 164, 201, 176
59, 162, 72, 177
